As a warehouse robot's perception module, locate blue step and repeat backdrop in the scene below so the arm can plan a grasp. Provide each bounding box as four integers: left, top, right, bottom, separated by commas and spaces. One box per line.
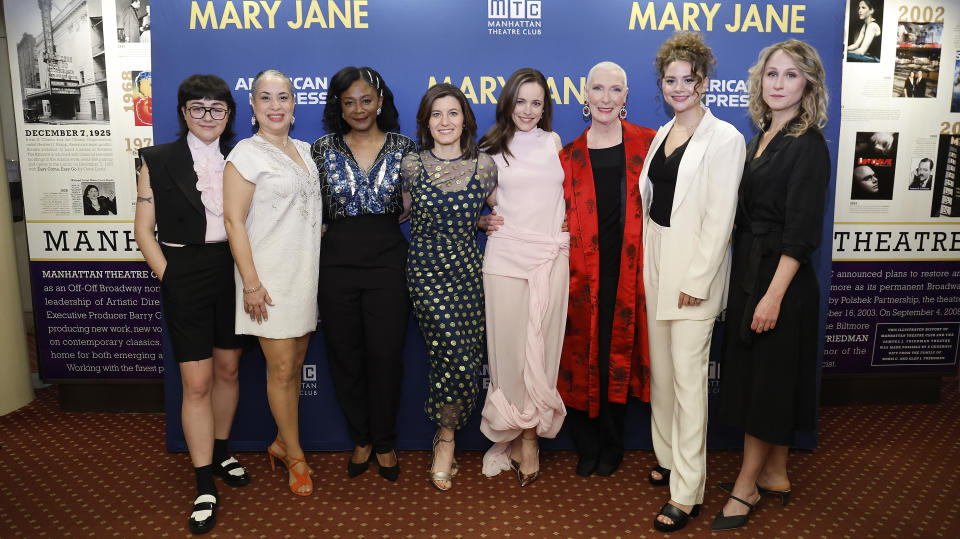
2, 0, 850, 452
150, 0, 845, 452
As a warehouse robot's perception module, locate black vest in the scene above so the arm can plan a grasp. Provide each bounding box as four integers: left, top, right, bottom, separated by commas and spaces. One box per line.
140, 137, 222, 245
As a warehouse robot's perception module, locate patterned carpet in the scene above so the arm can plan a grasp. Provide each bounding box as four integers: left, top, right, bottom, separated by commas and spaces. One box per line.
1, 380, 958, 538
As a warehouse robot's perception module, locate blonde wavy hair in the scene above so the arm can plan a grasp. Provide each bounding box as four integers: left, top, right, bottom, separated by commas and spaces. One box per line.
747, 39, 828, 137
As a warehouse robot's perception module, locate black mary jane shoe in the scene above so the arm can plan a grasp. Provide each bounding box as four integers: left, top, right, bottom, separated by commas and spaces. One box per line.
347, 447, 373, 478
377, 451, 400, 482
188, 493, 218, 535
718, 481, 791, 506
648, 465, 671, 487
213, 456, 251, 487
711, 494, 757, 531
653, 502, 700, 533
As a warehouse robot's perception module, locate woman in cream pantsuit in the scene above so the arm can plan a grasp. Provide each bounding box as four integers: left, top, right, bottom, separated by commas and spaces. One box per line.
639, 33, 745, 533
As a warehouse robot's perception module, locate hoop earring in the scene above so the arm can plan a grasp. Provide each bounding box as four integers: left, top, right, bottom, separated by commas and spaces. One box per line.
619, 107, 627, 120
582, 105, 590, 119
377, 107, 382, 116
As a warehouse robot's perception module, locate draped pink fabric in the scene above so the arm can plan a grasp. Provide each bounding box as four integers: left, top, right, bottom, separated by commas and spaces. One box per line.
480, 225, 569, 476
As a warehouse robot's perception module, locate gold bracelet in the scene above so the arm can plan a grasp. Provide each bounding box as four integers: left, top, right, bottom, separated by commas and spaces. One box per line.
242, 283, 262, 295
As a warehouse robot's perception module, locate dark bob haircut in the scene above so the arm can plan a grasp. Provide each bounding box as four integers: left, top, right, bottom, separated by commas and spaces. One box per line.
414, 83, 478, 160
323, 66, 400, 135
176, 74, 236, 154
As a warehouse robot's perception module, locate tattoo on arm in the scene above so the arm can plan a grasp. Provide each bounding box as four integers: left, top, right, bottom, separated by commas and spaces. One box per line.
136, 196, 153, 204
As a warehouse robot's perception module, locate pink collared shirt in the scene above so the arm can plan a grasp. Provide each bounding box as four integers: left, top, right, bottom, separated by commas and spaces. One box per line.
186, 132, 228, 243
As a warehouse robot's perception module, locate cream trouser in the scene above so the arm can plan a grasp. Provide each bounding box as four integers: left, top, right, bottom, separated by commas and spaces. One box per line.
643, 221, 714, 506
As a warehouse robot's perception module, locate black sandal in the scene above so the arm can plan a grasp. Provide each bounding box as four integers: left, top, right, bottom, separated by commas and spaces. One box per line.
648, 464, 671, 486
187, 493, 218, 534
653, 502, 700, 532
213, 456, 250, 487
711, 494, 757, 531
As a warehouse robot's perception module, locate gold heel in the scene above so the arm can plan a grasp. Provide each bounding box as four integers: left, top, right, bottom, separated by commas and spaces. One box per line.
428, 430, 455, 491
517, 434, 540, 487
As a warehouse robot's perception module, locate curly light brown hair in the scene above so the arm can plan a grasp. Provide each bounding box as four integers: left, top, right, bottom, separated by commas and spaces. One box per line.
747, 39, 828, 137
653, 32, 715, 101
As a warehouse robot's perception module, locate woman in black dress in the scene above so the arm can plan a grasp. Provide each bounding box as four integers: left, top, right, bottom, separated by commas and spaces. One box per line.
83, 185, 116, 215
310, 67, 415, 481
714, 40, 831, 531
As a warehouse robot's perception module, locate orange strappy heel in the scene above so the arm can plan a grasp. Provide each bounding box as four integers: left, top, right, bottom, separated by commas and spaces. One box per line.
284, 455, 313, 497
267, 437, 314, 495
267, 437, 286, 472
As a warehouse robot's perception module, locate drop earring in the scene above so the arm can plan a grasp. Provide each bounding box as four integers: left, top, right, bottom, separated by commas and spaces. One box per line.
250, 116, 256, 126
582, 105, 590, 119
376, 107, 381, 116
619, 107, 627, 119
291, 116, 295, 126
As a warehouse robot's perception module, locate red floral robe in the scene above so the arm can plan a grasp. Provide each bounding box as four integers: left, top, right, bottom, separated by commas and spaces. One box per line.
558, 121, 655, 417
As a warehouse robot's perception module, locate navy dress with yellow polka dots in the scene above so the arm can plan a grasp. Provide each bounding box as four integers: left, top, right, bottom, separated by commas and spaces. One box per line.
401, 150, 498, 430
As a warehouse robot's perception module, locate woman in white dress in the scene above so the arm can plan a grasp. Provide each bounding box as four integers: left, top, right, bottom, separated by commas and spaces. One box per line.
223, 69, 322, 497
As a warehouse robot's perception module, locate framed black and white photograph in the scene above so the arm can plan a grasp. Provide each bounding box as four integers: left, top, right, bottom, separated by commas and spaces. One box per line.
10, 0, 110, 124
80, 181, 117, 216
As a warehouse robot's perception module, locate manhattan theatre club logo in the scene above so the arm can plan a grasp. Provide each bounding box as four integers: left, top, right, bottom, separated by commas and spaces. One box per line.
487, 0, 542, 36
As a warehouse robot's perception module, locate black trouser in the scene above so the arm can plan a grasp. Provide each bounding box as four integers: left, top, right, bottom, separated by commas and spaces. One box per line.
318, 265, 409, 453
565, 267, 626, 464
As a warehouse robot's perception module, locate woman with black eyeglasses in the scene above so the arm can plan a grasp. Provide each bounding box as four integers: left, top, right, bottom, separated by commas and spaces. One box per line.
135, 74, 249, 535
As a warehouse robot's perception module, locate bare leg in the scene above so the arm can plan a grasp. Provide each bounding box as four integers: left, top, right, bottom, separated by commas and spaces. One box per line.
431, 424, 456, 490
520, 427, 539, 475
260, 334, 312, 494
211, 347, 241, 441
180, 359, 215, 468
757, 444, 791, 491
719, 433, 770, 518
352, 444, 373, 464
375, 448, 397, 467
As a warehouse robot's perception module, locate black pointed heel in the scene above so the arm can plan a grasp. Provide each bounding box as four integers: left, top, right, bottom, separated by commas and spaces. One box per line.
347, 446, 373, 478
718, 481, 791, 507
711, 494, 757, 531
377, 450, 400, 482
759, 485, 791, 506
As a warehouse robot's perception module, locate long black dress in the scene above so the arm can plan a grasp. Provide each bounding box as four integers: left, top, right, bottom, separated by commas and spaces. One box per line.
718, 124, 830, 446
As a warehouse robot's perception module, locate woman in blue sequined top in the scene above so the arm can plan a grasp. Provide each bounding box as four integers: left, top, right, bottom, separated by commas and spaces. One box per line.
310, 66, 415, 482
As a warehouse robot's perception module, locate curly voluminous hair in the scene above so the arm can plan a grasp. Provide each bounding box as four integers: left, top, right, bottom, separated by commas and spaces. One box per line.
653, 32, 715, 100
747, 39, 828, 136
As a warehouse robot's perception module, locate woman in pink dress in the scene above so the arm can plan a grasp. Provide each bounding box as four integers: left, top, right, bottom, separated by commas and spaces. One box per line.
477, 68, 567, 486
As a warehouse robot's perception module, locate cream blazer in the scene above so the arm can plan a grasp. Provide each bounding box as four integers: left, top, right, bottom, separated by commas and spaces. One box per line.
639, 108, 746, 321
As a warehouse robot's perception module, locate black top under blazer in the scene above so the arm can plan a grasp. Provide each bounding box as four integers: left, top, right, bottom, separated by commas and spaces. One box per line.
140, 137, 227, 245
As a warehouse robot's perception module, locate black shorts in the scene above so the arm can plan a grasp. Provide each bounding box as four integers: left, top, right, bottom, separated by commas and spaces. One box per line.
161, 243, 242, 362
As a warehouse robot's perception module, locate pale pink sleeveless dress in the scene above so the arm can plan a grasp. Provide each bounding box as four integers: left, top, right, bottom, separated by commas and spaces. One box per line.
480, 128, 569, 476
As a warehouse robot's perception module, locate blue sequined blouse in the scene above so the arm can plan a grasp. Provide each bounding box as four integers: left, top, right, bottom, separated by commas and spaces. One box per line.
312, 132, 416, 222
310, 132, 416, 269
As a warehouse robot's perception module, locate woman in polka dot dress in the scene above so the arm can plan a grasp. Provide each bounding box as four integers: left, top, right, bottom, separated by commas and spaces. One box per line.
401, 83, 497, 491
